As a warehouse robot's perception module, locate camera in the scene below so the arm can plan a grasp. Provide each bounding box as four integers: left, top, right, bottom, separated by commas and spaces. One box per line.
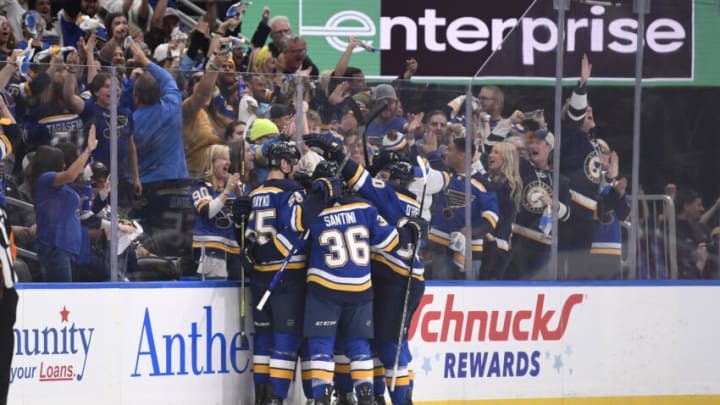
219, 42, 233, 53
523, 109, 544, 120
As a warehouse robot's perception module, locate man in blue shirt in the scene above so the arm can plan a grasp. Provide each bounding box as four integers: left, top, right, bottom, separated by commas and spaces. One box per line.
126, 40, 194, 275
365, 84, 407, 144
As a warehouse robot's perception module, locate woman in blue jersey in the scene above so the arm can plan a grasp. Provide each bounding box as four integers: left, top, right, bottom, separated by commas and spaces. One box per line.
31, 125, 97, 282
190, 144, 244, 280
64, 55, 141, 213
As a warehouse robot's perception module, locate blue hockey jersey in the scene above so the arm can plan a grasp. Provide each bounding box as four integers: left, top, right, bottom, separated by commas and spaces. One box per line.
191, 181, 240, 255
591, 185, 630, 256
428, 170, 499, 267
513, 158, 571, 246
303, 196, 400, 303
343, 161, 424, 283
484, 177, 515, 254
245, 178, 307, 283
559, 84, 599, 221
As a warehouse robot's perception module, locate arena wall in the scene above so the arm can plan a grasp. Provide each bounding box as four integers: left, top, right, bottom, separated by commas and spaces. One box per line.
9, 281, 720, 404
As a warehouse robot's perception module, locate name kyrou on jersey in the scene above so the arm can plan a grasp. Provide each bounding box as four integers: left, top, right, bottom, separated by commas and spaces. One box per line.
10, 306, 94, 384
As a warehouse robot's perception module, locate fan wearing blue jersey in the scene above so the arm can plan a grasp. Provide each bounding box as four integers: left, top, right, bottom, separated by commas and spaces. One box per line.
558, 55, 600, 279
589, 139, 629, 279
238, 141, 306, 405
427, 137, 499, 280
505, 127, 572, 280
190, 145, 244, 280
63, 67, 141, 212
298, 160, 422, 405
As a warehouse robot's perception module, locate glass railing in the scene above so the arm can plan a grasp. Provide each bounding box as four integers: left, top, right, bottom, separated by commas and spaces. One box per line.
5, 0, 719, 283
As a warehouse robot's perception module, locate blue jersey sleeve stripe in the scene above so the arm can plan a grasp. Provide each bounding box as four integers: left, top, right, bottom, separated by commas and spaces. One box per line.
471, 178, 487, 192
376, 230, 399, 252
273, 235, 290, 257
294, 205, 304, 232
347, 164, 365, 188
482, 211, 499, 228
442, 171, 451, 189
195, 198, 210, 211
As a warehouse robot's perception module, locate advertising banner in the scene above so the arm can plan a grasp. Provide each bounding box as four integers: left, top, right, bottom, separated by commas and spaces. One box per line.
407, 283, 720, 402
380, 0, 692, 82
9, 282, 720, 404
242, 0, 720, 85
10, 284, 254, 405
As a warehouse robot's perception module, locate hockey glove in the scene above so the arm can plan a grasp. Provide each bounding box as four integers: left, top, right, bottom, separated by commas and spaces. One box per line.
303, 133, 345, 164
369, 149, 405, 177
232, 196, 253, 223
310, 177, 343, 204
401, 217, 429, 245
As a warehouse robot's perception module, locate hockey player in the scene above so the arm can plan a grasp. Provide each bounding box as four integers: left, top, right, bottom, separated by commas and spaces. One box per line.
234, 141, 306, 405
298, 161, 422, 405
304, 134, 427, 405
361, 160, 424, 405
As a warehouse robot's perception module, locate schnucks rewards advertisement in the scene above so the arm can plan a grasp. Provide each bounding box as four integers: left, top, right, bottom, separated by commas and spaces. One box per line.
236, 0, 720, 85
9, 282, 720, 404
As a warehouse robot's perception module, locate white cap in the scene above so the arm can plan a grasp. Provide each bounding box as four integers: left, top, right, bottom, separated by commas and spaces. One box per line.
153, 43, 178, 64
382, 131, 407, 151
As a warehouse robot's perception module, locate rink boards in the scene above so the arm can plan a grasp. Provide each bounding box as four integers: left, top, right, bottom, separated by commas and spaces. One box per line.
8, 281, 720, 404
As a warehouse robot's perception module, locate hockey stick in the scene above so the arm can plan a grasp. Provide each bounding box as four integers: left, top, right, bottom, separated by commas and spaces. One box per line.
256, 99, 389, 311
233, 81, 250, 349
390, 155, 428, 392
239, 137, 249, 349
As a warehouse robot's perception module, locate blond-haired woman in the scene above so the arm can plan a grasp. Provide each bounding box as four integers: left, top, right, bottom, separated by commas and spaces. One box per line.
482, 142, 523, 279
247, 45, 277, 74
190, 144, 245, 280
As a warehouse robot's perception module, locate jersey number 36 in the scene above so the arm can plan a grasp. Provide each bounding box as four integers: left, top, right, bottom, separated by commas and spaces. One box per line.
319, 226, 370, 268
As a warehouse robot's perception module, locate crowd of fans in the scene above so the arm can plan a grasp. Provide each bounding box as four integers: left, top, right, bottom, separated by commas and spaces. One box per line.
0, 0, 717, 283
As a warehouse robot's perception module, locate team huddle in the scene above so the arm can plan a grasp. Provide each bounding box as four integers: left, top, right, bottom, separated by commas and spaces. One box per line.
224, 134, 426, 405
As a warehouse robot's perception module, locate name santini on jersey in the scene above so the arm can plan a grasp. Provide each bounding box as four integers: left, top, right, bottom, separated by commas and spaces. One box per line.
323, 212, 357, 227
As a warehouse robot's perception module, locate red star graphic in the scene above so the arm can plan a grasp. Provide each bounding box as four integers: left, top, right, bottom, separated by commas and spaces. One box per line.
60, 306, 70, 323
